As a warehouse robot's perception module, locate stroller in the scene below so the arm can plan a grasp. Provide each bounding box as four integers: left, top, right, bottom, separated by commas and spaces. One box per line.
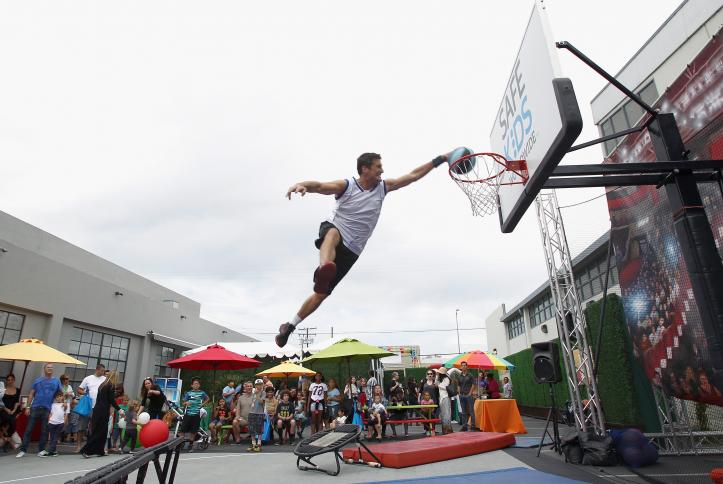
166, 400, 210, 451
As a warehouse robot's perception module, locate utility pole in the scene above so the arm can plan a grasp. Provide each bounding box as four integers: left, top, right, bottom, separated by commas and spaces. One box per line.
297, 327, 316, 353
455, 309, 461, 353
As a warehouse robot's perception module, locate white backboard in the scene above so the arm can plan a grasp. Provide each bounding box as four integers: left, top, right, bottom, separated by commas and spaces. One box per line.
489, 1, 581, 232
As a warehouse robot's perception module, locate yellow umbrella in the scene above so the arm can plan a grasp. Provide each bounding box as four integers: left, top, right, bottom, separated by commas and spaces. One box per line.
0, 338, 86, 388
257, 360, 316, 386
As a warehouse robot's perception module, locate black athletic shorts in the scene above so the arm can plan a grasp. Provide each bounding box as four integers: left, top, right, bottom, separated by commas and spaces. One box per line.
314, 221, 359, 294
181, 413, 201, 434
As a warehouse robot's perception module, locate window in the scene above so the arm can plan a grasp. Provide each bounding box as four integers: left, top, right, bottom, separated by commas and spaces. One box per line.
154, 346, 179, 378
507, 312, 525, 340
0, 311, 24, 377
529, 292, 555, 328
638, 81, 659, 107
601, 118, 617, 156
66, 327, 129, 390
575, 253, 619, 302
598, 80, 658, 156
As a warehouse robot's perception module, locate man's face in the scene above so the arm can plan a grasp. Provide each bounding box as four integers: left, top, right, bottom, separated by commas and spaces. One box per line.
362, 159, 384, 183
95, 366, 105, 377
192, 380, 201, 390
461, 362, 468, 373
44, 364, 54, 376
243, 383, 252, 394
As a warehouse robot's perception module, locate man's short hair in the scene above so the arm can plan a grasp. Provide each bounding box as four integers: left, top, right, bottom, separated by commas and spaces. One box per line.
191, 376, 201, 384
357, 152, 381, 175
369, 370, 375, 377
96, 363, 106, 370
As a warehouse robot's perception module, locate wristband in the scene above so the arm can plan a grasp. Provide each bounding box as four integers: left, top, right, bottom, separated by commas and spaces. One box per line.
432, 155, 446, 168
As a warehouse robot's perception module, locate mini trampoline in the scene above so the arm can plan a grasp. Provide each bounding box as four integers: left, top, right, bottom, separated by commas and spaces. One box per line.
293, 424, 382, 476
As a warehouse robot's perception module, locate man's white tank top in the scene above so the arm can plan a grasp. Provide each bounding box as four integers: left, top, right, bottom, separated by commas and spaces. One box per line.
327, 177, 387, 255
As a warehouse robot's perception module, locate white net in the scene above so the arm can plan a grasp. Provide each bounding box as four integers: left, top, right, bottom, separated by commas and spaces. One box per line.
448, 153, 528, 217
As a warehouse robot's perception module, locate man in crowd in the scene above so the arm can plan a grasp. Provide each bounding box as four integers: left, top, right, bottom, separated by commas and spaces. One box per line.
486, 373, 501, 399
75, 363, 106, 449
457, 361, 476, 431
16, 363, 62, 458
366, 370, 378, 403
232, 381, 253, 444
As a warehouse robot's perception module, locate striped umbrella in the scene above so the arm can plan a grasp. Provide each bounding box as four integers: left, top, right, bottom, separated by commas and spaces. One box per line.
444, 351, 515, 370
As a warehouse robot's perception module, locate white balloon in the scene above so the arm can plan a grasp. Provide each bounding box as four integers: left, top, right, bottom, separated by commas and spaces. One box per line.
118, 419, 126, 429
138, 412, 150, 425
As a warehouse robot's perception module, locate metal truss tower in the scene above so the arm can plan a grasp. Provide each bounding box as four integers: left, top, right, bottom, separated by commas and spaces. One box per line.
535, 190, 606, 435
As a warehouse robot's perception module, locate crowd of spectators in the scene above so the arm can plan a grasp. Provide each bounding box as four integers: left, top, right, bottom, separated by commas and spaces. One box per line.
1, 363, 516, 456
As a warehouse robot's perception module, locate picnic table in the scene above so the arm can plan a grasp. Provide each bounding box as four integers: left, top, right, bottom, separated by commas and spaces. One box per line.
363, 403, 440, 427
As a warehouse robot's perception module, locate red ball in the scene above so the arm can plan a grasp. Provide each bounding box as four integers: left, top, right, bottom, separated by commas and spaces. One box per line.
139, 419, 169, 448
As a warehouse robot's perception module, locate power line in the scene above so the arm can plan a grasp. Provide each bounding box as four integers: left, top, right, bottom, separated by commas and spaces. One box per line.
236, 326, 487, 335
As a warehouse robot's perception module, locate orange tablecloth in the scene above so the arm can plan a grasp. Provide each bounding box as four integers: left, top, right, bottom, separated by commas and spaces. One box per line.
474, 399, 527, 434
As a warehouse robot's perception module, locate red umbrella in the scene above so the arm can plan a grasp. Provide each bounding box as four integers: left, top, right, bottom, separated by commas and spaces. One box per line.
167, 344, 261, 401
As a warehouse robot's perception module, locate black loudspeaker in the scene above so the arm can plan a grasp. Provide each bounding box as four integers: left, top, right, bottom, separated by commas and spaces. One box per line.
531, 341, 562, 384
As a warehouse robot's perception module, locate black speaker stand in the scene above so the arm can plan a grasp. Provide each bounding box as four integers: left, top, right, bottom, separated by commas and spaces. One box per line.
537, 383, 562, 457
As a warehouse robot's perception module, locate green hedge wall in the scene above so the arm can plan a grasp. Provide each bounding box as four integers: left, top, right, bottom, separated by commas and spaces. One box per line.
505, 294, 658, 430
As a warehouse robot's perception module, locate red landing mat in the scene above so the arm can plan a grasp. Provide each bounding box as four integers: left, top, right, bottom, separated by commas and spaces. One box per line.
341, 432, 515, 468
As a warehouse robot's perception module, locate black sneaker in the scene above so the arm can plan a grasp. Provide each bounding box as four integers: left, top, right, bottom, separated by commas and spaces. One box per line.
275, 323, 294, 348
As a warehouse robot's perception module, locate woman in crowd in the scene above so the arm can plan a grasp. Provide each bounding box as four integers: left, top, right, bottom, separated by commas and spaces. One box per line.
139, 378, 165, 420
436, 367, 459, 435
420, 369, 439, 405
342, 376, 359, 424
406, 377, 419, 405
1, 374, 20, 437
80, 370, 120, 457
325, 378, 342, 427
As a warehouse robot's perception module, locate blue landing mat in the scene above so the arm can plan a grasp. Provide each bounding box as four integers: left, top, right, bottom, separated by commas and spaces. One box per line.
361, 466, 587, 484
512, 436, 552, 448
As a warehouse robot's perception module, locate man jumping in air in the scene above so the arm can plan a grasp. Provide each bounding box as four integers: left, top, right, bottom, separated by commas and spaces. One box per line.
275, 152, 448, 347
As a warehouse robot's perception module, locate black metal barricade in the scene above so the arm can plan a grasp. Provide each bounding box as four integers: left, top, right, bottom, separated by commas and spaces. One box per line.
65, 437, 186, 484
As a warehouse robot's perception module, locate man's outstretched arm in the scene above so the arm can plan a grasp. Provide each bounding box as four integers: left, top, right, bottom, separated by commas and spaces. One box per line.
385, 154, 447, 193
286, 179, 348, 199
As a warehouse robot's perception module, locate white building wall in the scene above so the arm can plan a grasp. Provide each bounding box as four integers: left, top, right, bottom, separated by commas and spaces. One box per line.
485, 304, 508, 357
592, 1, 722, 122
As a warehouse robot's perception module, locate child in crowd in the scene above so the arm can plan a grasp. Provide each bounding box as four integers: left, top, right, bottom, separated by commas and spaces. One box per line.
110, 395, 129, 453
332, 408, 346, 429
368, 395, 387, 441
209, 400, 229, 444
64, 399, 80, 444
247, 379, 266, 452
45, 391, 67, 457
275, 391, 296, 445
120, 400, 140, 454
264, 388, 279, 445
0, 419, 15, 452
420, 391, 436, 437
294, 391, 307, 439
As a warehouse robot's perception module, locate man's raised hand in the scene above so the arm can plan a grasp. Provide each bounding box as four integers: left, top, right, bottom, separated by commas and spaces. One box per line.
286, 183, 307, 199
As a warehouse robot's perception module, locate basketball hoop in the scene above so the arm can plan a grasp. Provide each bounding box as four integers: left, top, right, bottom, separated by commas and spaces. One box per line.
448, 152, 529, 217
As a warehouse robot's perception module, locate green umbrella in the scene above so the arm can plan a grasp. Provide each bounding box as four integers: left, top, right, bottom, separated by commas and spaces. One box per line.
302, 338, 395, 382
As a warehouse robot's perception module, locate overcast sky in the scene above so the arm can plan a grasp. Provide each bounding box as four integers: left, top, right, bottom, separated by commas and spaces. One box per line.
0, 0, 682, 357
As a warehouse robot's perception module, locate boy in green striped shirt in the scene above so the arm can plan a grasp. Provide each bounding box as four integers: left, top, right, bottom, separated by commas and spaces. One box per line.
181, 377, 209, 452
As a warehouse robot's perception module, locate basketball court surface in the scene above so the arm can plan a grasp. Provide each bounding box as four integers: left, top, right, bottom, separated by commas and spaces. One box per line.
1, 416, 719, 484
